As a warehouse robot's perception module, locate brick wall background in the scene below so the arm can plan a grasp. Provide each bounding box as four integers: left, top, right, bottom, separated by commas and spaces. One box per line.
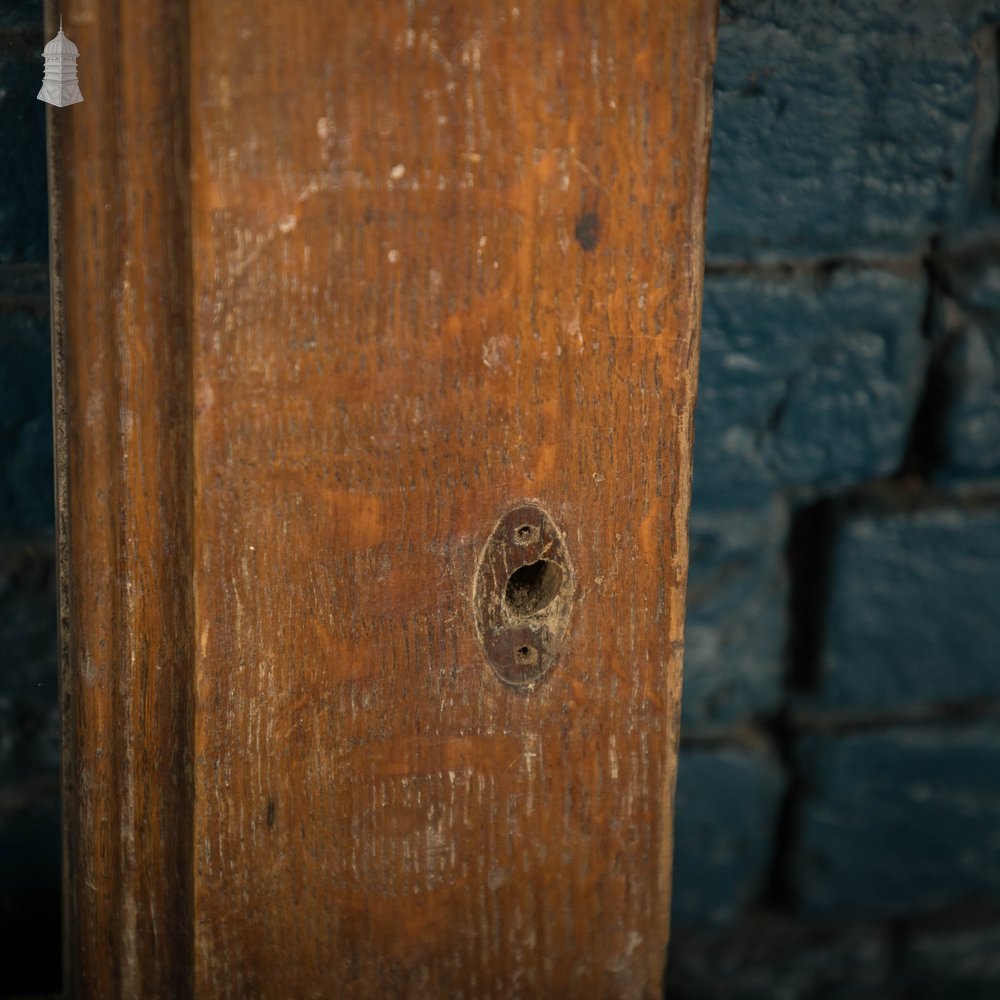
3, 1, 1000, 996
668, 2, 1000, 997
0, 1, 60, 995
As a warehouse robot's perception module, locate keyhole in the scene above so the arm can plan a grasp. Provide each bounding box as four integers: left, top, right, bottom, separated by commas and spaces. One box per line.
475, 502, 575, 687
504, 559, 563, 616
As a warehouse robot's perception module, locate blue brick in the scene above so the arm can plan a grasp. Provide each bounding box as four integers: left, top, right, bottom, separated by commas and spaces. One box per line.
902, 920, 1000, 1000
666, 917, 892, 1000
0, 264, 48, 298
0, 54, 49, 268
940, 246, 1000, 313
0, 549, 58, 784
671, 743, 785, 928
0, 309, 54, 543
791, 724, 1000, 917
0, 674, 60, 787
0, 549, 56, 677
0, 2, 42, 30
0, 795, 59, 896
708, 0, 997, 260
935, 319, 1000, 487
694, 268, 926, 506
0, 697, 14, 771
0, 692, 59, 789
682, 498, 788, 728
815, 506, 1000, 711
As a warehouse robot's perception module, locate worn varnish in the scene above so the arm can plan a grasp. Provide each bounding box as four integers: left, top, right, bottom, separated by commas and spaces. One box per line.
48, 0, 194, 997
53, 1, 716, 996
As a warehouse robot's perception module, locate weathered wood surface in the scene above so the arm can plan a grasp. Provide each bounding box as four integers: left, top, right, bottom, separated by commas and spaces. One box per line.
49, 1, 194, 997
54, 1, 716, 996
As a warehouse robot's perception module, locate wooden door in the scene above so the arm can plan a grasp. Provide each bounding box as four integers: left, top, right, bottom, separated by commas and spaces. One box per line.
49, 1, 717, 996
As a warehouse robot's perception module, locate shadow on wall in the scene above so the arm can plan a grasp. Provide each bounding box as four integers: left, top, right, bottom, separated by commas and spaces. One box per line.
670, 1, 1000, 998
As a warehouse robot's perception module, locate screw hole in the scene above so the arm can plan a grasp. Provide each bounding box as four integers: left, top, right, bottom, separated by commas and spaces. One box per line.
513, 523, 539, 546
515, 645, 538, 666
504, 559, 563, 615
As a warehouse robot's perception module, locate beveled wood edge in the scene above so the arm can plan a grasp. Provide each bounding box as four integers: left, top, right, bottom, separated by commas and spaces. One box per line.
44, 0, 198, 995
43, 1, 72, 990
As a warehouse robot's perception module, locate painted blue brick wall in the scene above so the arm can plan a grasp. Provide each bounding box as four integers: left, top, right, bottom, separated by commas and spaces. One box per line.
791, 724, 1000, 917
814, 506, 1000, 711
0, 4, 59, 996
937, 316, 1000, 487
682, 498, 787, 727
666, 916, 893, 1000
708, 0, 1000, 261
0, 549, 58, 786
902, 921, 1000, 1000
674, 0, 1000, 995
0, 3, 43, 31
671, 743, 785, 927
694, 268, 926, 509
0, 45, 48, 272
0, 310, 54, 544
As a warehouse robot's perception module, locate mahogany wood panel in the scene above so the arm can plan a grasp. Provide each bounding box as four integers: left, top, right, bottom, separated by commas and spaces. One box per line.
53, 0, 716, 996
49, 1, 194, 997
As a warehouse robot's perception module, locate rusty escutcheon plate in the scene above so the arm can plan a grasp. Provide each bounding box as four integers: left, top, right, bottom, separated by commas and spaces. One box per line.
473, 502, 575, 688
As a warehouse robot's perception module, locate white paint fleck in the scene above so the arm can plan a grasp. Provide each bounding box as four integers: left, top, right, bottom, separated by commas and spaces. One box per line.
390, 163, 406, 180
482, 335, 509, 370
566, 310, 583, 345
277, 215, 297, 234
316, 117, 330, 141
387, 249, 400, 264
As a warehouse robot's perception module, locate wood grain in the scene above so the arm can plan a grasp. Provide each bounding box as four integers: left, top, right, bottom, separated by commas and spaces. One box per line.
50, 1, 194, 997
53, 0, 716, 995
